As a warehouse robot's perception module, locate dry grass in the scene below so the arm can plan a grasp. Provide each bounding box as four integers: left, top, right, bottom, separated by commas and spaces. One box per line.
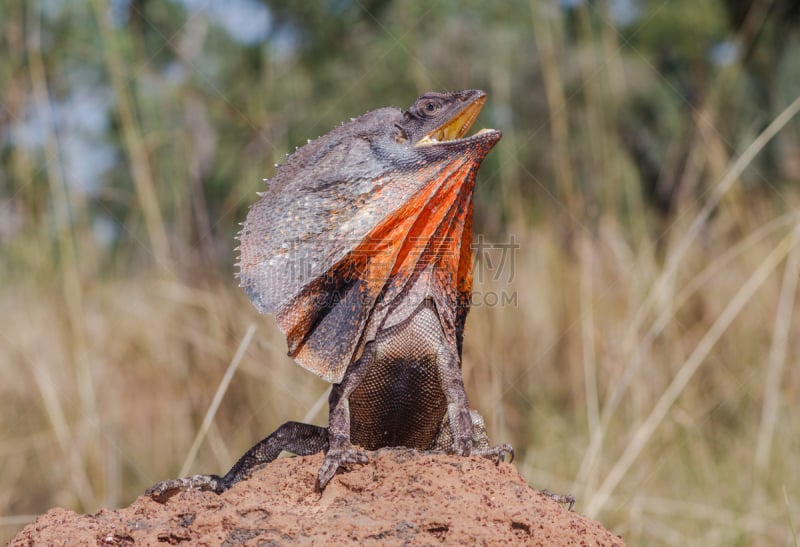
0, 277, 328, 540
6, 192, 800, 545
2, 200, 799, 547
466, 208, 800, 546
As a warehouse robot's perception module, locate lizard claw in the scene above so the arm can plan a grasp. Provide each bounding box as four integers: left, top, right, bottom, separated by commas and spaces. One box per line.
539, 489, 576, 511
453, 438, 472, 456
472, 443, 514, 464
145, 474, 226, 503
316, 447, 369, 490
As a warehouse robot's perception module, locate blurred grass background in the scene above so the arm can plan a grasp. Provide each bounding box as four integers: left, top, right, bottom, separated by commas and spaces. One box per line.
2, 0, 800, 544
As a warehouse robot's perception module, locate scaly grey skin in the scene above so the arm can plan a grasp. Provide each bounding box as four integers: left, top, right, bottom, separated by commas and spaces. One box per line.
147, 90, 518, 502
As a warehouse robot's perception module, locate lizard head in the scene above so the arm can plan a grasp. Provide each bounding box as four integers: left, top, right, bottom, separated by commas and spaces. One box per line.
394, 89, 499, 152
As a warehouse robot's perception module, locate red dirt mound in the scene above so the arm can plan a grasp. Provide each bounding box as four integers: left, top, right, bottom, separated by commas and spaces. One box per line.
11, 449, 624, 546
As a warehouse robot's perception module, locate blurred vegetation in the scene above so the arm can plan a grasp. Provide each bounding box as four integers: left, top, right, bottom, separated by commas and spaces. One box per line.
2, 0, 800, 544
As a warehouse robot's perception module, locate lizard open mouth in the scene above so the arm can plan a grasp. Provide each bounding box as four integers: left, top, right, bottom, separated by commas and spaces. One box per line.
416, 95, 493, 146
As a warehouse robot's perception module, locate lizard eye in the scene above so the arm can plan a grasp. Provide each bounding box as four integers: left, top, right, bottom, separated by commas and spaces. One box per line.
413, 98, 443, 119
422, 101, 440, 116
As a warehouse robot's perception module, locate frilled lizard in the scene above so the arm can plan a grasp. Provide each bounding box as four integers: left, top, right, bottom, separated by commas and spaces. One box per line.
147, 90, 515, 502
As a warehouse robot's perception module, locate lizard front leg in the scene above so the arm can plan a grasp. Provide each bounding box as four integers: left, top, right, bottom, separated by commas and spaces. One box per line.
315, 343, 376, 490
146, 421, 328, 502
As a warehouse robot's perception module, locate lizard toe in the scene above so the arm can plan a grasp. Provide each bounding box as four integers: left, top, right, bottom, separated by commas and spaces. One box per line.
471, 443, 515, 464
316, 447, 369, 490
539, 489, 576, 511
145, 474, 226, 503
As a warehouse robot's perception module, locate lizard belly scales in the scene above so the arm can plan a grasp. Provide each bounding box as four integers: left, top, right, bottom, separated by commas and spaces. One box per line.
350, 300, 447, 451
